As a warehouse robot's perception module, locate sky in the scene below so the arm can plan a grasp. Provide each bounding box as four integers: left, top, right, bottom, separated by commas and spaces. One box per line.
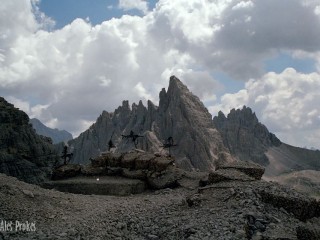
0, 0, 320, 150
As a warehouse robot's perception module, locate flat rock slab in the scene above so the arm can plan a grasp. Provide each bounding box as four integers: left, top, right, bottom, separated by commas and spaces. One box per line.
42, 176, 146, 196
208, 168, 255, 184
217, 161, 265, 180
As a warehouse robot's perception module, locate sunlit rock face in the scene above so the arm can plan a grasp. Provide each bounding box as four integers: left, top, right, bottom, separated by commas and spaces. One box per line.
69, 76, 230, 171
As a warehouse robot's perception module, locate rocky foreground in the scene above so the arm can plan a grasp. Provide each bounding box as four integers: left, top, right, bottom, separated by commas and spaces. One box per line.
1, 171, 320, 240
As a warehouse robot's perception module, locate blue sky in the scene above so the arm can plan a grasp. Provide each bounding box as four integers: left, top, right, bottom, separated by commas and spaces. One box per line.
1, 0, 320, 149
39, 0, 159, 28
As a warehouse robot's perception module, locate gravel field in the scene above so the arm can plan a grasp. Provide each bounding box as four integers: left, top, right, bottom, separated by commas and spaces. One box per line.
0, 174, 319, 240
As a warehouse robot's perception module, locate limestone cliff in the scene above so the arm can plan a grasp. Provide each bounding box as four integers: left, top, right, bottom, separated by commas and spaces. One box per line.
0, 97, 59, 183
213, 106, 281, 166
69, 76, 229, 170
213, 106, 320, 176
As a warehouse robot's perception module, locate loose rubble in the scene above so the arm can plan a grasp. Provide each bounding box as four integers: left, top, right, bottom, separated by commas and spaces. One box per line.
1, 158, 319, 240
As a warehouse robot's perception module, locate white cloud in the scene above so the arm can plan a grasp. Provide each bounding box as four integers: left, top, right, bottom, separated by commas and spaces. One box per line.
232, 1, 254, 10
1, 0, 320, 147
118, 0, 148, 14
211, 68, 320, 149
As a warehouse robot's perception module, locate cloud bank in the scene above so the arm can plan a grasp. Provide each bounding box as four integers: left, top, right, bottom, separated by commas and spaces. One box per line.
0, 0, 320, 149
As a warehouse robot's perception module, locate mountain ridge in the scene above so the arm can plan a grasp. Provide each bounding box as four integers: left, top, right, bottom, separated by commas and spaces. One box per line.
214, 106, 320, 176
30, 118, 73, 144
67, 76, 231, 170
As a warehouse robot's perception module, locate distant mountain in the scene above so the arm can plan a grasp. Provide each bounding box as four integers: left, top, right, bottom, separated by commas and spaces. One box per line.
213, 106, 281, 166
67, 76, 232, 170
214, 107, 320, 176
30, 118, 73, 144
64, 76, 320, 177
0, 97, 59, 183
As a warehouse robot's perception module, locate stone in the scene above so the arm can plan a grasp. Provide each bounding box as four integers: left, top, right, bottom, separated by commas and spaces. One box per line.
147, 234, 159, 240
208, 168, 255, 184
147, 167, 180, 189
81, 164, 105, 176
22, 189, 34, 198
107, 153, 123, 167
186, 194, 202, 207
150, 156, 174, 172
121, 152, 141, 169
52, 164, 81, 180
135, 153, 155, 170
259, 189, 320, 221
216, 161, 265, 180
91, 156, 107, 168
296, 223, 320, 240
122, 169, 146, 180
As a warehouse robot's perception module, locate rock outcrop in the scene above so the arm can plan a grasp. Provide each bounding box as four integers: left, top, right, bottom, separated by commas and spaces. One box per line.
52, 164, 81, 180
68, 76, 230, 171
30, 118, 73, 144
45, 151, 183, 192
216, 160, 265, 180
259, 187, 320, 221
213, 106, 281, 166
213, 106, 320, 177
0, 97, 59, 184
208, 160, 265, 184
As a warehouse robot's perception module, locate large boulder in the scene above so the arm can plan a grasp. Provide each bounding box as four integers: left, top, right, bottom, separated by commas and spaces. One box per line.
135, 153, 155, 170
208, 168, 255, 184
216, 160, 265, 180
147, 172, 178, 190
106, 152, 122, 167
52, 164, 81, 180
91, 155, 107, 167
122, 169, 146, 180
121, 152, 142, 169
150, 156, 174, 172
259, 189, 320, 221
81, 164, 105, 176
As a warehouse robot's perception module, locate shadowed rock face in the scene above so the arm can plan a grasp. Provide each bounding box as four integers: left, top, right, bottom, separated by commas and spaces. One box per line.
68, 76, 230, 171
0, 97, 59, 184
213, 106, 320, 177
213, 106, 281, 166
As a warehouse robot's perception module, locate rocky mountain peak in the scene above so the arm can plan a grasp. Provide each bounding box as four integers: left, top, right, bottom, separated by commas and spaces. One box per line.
213, 106, 281, 166
68, 76, 230, 170
167, 75, 189, 95
227, 106, 258, 126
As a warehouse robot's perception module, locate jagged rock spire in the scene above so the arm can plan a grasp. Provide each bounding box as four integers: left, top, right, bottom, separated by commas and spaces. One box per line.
68, 76, 230, 171
213, 106, 281, 166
